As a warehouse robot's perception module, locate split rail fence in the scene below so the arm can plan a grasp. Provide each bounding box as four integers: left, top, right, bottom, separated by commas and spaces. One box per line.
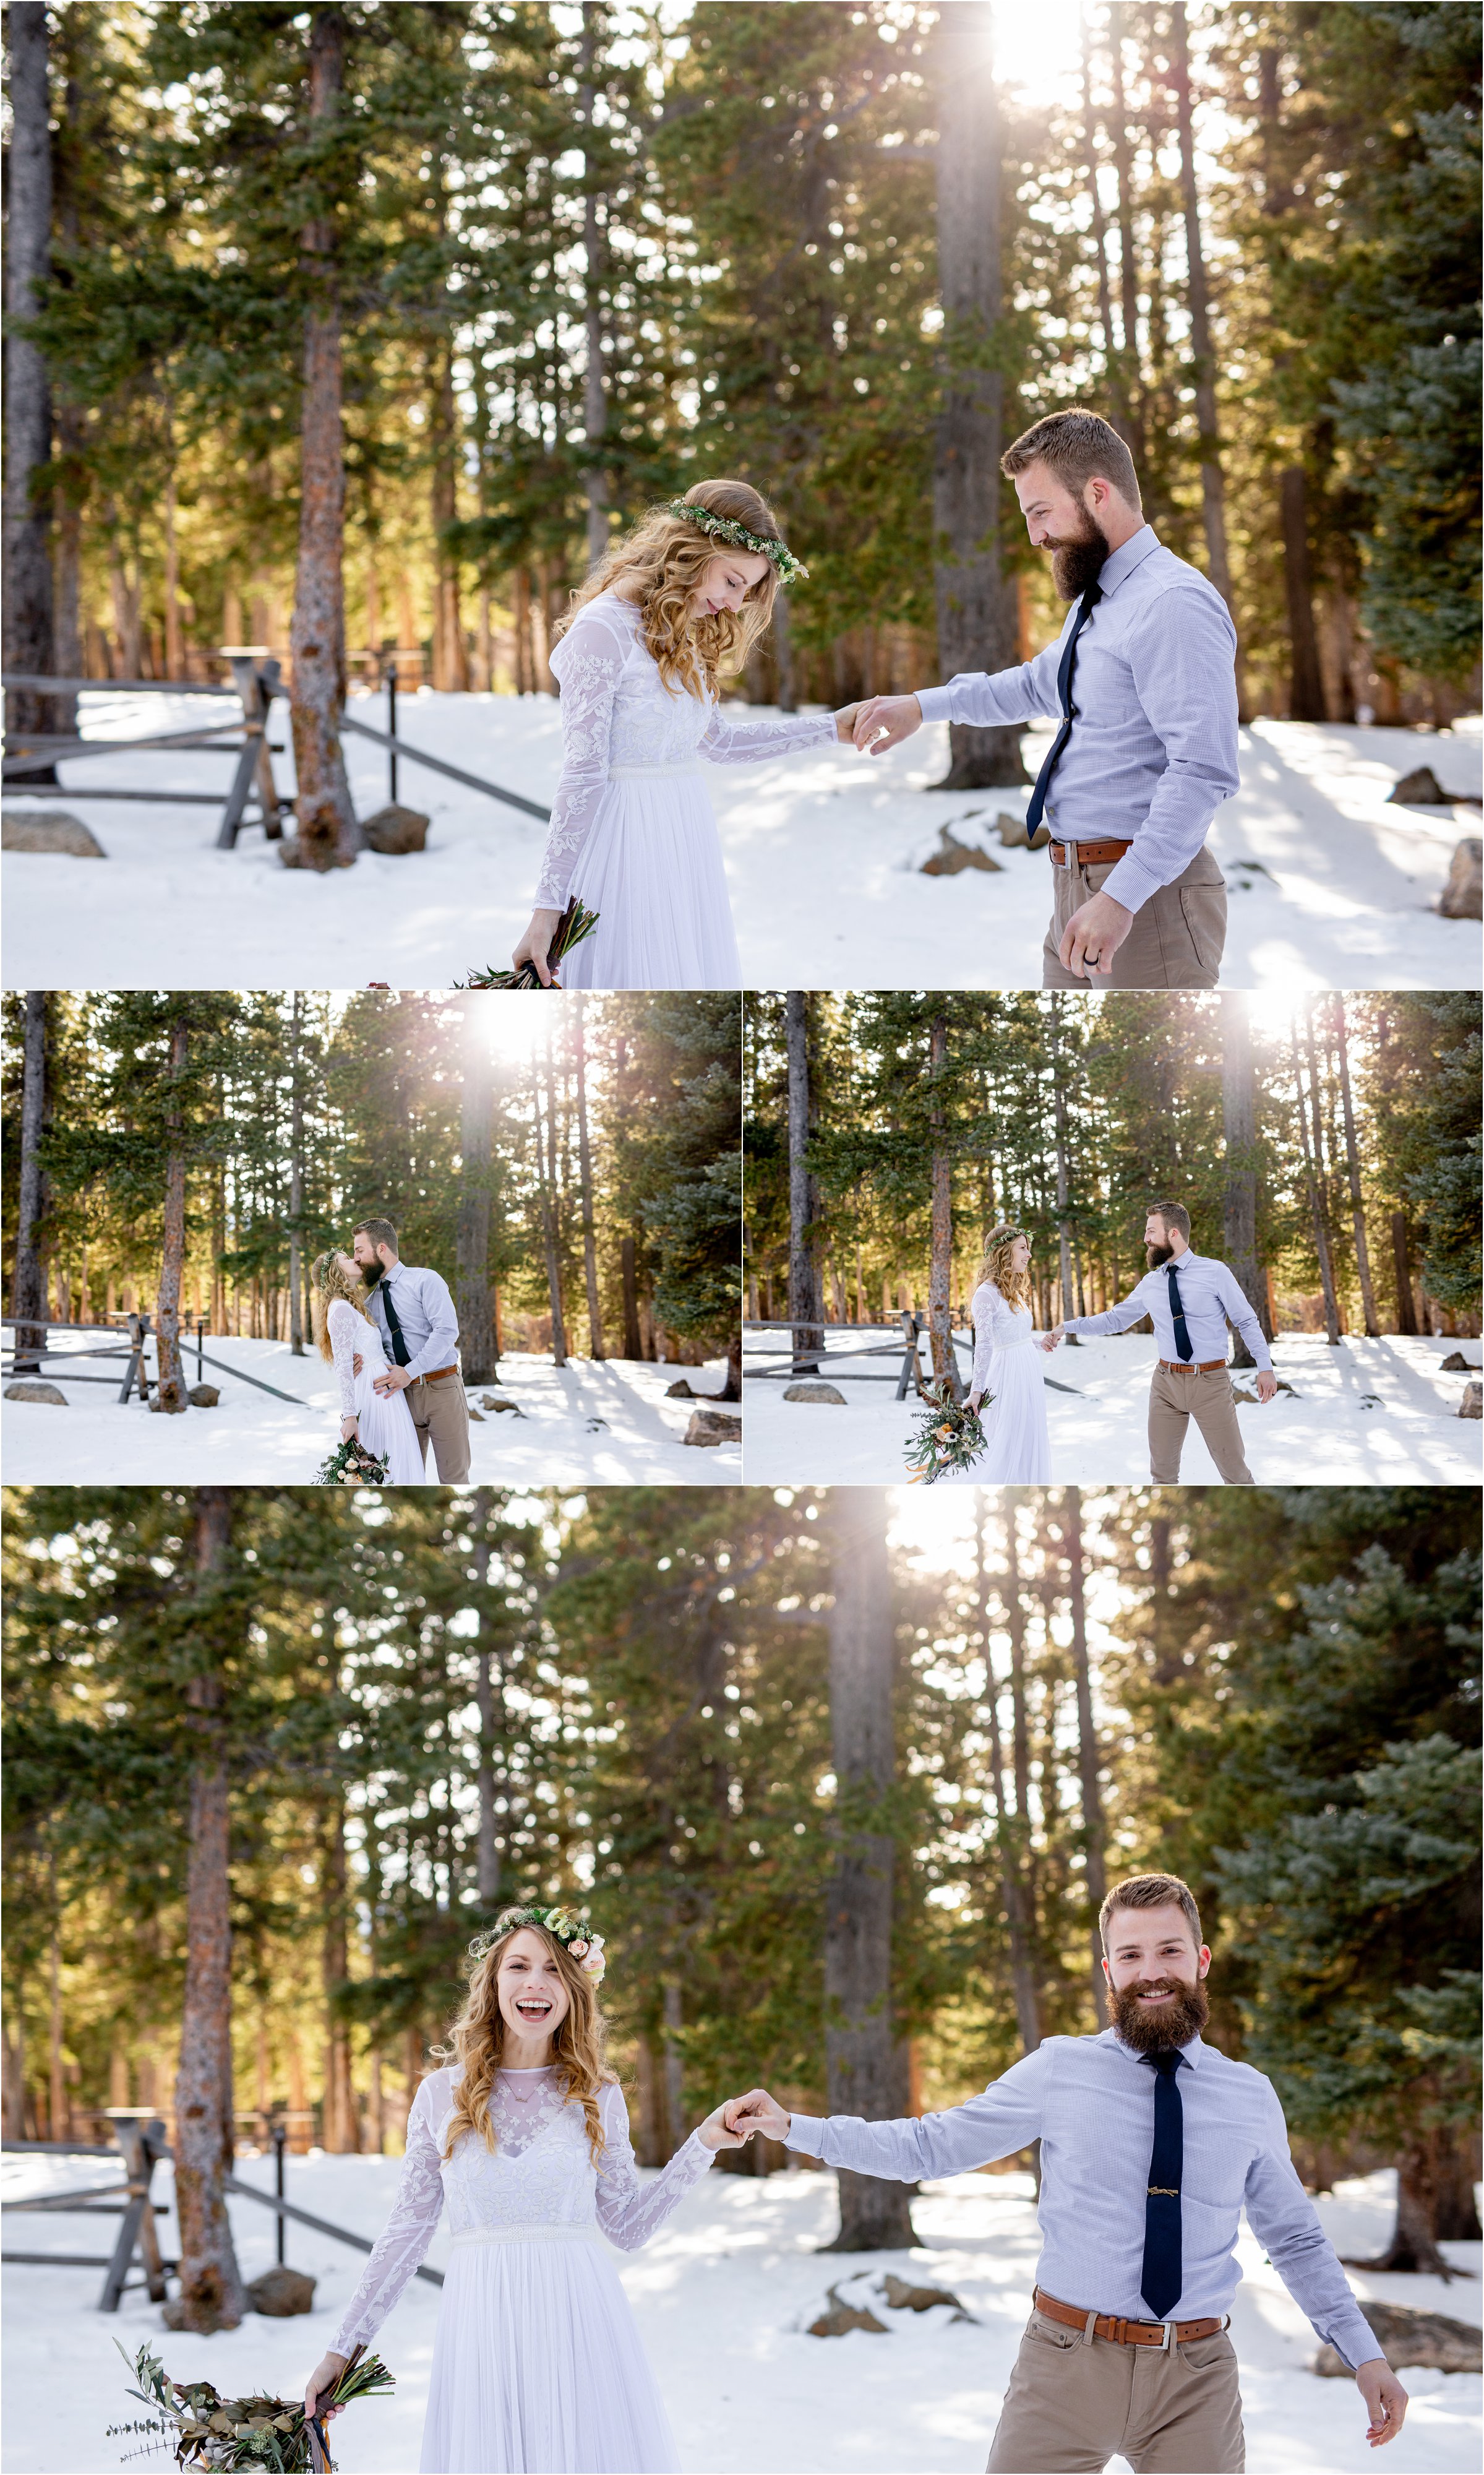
3, 1315, 307, 1406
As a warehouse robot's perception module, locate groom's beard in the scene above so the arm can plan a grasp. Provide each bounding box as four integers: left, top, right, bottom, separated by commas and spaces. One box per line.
1108, 1973, 1210, 2054
358, 1262, 384, 1290
1146, 1241, 1175, 1270
1048, 512, 1111, 602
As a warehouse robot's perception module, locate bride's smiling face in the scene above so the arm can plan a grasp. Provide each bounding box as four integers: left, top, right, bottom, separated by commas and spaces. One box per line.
495, 1929, 571, 2047
1009, 1236, 1031, 1275
689, 548, 771, 618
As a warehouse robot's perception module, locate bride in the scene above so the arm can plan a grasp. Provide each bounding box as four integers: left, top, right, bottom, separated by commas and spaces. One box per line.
312, 1250, 425, 1483
510, 480, 857, 991
302, 1907, 748, 2474
950, 1225, 1059, 1484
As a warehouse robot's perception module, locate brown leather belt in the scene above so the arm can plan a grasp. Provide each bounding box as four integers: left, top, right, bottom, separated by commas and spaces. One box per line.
1034, 2286, 1226, 2347
1158, 1358, 1227, 1375
1049, 837, 1134, 869
411, 1364, 459, 1382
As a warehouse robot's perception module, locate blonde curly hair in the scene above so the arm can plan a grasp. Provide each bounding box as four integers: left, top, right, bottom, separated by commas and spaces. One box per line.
977, 1225, 1034, 1313
432, 1911, 615, 2166
558, 479, 789, 697
311, 1250, 374, 1362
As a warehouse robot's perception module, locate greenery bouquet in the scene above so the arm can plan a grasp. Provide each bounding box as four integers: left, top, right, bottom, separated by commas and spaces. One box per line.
458, 895, 599, 989
313, 1436, 389, 1486
904, 1378, 988, 1485
109, 2341, 394, 2472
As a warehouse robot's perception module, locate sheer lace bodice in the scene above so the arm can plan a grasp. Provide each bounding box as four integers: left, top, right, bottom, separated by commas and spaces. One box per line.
326, 1298, 388, 1419
969, 1281, 1036, 1394
533, 593, 837, 906
330, 2065, 714, 2356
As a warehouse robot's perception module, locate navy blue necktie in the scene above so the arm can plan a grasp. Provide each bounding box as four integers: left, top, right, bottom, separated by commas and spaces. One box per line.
1025, 582, 1102, 834
1165, 1263, 1193, 1361
1141, 2049, 1185, 2319
381, 1281, 413, 1366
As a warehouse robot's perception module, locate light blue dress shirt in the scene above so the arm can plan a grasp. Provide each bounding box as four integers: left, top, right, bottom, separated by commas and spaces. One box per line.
916, 525, 1240, 914
1063, 1247, 1272, 1371
787, 2030, 1380, 2369
367, 1261, 461, 1381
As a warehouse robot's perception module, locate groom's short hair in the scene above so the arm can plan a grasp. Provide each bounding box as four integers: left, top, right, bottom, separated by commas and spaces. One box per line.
1100, 1872, 1204, 1953
1002, 410, 1141, 511
354, 1216, 400, 1255
1149, 1200, 1191, 1241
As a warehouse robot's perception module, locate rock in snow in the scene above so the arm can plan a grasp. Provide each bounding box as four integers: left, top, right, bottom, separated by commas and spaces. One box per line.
2, 810, 106, 856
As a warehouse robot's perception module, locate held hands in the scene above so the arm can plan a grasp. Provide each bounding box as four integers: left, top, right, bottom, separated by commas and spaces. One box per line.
1057, 889, 1134, 980
1036, 1332, 1062, 1353
512, 907, 563, 988
304, 2350, 350, 2427
851, 694, 922, 757
1357, 2358, 1407, 2448
722, 2087, 791, 2143
697, 2101, 757, 2153
1256, 1371, 1278, 1403
374, 1364, 414, 1395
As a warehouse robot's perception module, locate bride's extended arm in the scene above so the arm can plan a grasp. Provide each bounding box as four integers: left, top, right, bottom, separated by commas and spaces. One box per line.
326, 1299, 360, 1437
698, 697, 842, 765
592, 2082, 728, 2252
325, 2080, 446, 2357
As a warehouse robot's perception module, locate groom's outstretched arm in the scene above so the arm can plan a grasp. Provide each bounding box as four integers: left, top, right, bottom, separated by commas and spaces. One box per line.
855, 636, 1066, 756
727, 2049, 1048, 2182
1060, 1275, 1153, 1341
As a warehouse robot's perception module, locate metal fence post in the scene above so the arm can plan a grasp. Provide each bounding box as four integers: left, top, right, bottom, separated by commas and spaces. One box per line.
387, 661, 398, 804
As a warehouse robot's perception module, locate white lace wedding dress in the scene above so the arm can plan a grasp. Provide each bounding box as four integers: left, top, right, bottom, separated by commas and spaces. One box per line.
534, 590, 839, 988
330, 2064, 714, 2473
945, 1280, 1052, 1483
325, 1298, 425, 1484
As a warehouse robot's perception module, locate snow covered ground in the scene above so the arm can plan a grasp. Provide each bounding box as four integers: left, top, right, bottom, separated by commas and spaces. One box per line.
2, 2146, 1477, 2475
742, 1329, 1483, 1486
3, 688, 1479, 990
0, 1339, 739, 1486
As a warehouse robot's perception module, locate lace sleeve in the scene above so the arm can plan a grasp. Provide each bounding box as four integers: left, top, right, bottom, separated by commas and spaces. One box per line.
593, 2083, 713, 2253
970, 1285, 997, 1395
326, 1300, 359, 1419
533, 606, 632, 908
330, 2081, 446, 2355
698, 700, 838, 765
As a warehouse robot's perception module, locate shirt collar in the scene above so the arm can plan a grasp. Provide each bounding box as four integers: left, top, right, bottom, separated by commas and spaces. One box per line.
1098, 523, 1160, 598
1110, 2028, 1207, 2069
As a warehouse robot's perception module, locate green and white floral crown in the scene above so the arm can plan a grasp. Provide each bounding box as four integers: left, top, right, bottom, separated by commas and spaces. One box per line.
661, 497, 809, 585
471, 1905, 606, 1985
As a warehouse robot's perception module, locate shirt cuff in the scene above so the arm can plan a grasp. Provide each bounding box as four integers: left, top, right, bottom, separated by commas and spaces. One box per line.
1098, 850, 1165, 914
785, 2112, 825, 2156
915, 684, 953, 725
1327, 2304, 1388, 2374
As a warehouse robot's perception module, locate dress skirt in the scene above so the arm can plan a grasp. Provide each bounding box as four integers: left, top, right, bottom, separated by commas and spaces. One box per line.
419, 2226, 680, 2475
558, 765, 741, 990
946, 1339, 1052, 1484
353, 1367, 426, 1482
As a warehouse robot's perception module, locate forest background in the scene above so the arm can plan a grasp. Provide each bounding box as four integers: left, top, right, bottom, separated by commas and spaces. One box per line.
4, 0, 1478, 835
2, 989, 744, 1406
2, 1480, 1477, 2303
745, 989, 1482, 1397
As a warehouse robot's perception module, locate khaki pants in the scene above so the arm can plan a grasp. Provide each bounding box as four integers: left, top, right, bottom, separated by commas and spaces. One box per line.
1147, 1364, 1253, 1483
1042, 844, 1227, 989
986, 2310, 1245, 2474
406, 1372, 471, 1483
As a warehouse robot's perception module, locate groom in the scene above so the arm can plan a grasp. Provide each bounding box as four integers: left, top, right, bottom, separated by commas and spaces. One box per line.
853, 408, 1239, 989
350, 1218, 471, 1483
1054, 1201, 1276, 1484
725, 1871, 1406, 2473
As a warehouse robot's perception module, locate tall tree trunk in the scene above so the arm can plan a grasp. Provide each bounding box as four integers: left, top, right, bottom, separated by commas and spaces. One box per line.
821, 1489, 917, 2252
156, 1015, 191, 1414
579, 6, 609, 571
1390, 1212, 1418, 1336
1003, 1501, 1033, 1833
1220, 989, 1269, 1364
927, 1012, 960, 1393
12, 991, 50, 1373
1332, 996, 1379, 1335
540, 1022, 568, 1366
786, 992, 824, 1372
1293, 1009, 1341, 1345
974, 1505, 1040, 2052
1348, 2120, 1475, 2278
171, 1491, 246, 2333
285, 7, 360, 869
575, 996, 605, 1357
48, 1877, 66, 2141
321, 1798, 358, 2153
1279, 466, 1325, 721
457, 999, 497, 1384
430, 334, 469, 691
1062, 1490, 1108, 2026
1167, 3, 1234, 615
1049, 1000, 1077, 1332
1108, 7, 1144, 466
288, 992, 306, 1355
1079, 5, 1125, 428
2, 2, 57, 760
930, 0, 1024, 789
470, 1491, 503, 1904
620, 1232, 643, 1360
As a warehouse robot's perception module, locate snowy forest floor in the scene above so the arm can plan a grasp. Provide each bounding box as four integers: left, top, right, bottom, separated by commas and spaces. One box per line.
742, 1330, 1483, 1486
2, 2148, 1478, 2475
0, 1342, 739, 1485
3, 691, 1479, 991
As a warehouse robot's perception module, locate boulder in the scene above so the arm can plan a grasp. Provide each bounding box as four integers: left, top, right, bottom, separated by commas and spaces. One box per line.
1436, 836, 1482, 921
1387, 765, 1452, 807
361, 801, 431, 854
1459, 1380, 1482, 1420
920, 825, 1004, 876
479, 1393, 524, 1415
879, 2273, 977, 2322
665, 1377, 695, 1398
684, 1406, 742, 1447
1439, 1350, 1478, 1372
808, 2283, 888, 2339
2, 810, 106, 856
996, 811, 1051, 850
784, 1380, 846, 1405
1313, 2299, 1480, 2378
187, 1384, 220, 1408
4, 1379, 67, 1405
468, 1406, 485, 1421
245, 2266, 318, 2318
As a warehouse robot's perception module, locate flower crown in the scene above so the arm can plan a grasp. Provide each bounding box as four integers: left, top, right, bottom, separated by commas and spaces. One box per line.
472, 1906, 606, 1985
661, 498, 809, 585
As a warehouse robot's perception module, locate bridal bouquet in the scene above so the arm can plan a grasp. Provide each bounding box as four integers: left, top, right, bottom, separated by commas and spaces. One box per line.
313, 1435, 389, 1486
904, 1378, 989, 1485
108, 2340, 393, 2472
459, 894, 600, 989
